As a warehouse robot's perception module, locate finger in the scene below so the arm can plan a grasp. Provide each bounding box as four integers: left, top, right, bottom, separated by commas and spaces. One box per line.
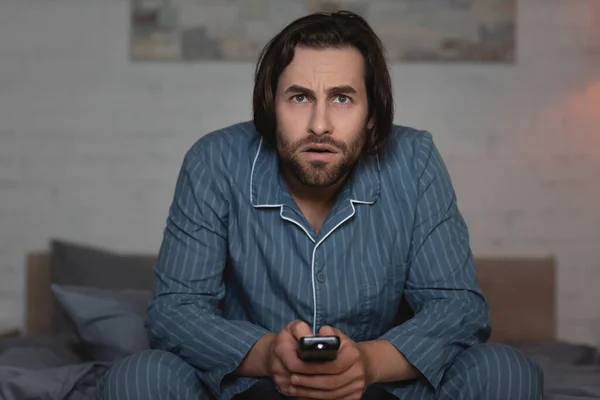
332, 333, 365, 374
318, 325, 340, 337
271, 352, 292, 377
276, 331, 317, 375
290, 372, 346, 391
291, 361, 365, 391
329, 351, 361, 379
317, 325, 349, 358
273, 375, 292, 396
294, 339, 355, 376
276, 343, 302, 375
273, 333, 298, 365
286, 320, 314, 341
286, 347, 356, 376
290, 378, 365, 399
288, 361, 338, 376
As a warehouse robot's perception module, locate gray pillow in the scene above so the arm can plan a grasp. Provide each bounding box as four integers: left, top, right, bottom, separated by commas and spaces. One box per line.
49, 239, 156, 333
0, 347, 81, 371
503, 339, 600, 366
51, 284, 152, 362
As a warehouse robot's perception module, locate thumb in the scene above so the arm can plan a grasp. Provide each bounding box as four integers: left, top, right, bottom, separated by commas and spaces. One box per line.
318, 325, 339, 337
287, 320, 313, 341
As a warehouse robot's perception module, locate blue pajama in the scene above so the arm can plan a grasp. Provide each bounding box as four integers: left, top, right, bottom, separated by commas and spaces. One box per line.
98, 343, 543, 399
98, 121, 543, 398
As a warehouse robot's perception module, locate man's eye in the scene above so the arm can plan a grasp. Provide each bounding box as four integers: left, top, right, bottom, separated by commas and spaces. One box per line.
333, 95, 350, 104
292, 95, 307, 102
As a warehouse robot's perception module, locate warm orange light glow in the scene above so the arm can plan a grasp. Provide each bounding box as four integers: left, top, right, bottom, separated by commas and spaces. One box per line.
565, 79, 600, 119
530, 76, 600, 159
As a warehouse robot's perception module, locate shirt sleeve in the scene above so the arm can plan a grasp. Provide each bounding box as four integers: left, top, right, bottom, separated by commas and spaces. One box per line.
145, 149, 270, 398
379, 131, 491, 393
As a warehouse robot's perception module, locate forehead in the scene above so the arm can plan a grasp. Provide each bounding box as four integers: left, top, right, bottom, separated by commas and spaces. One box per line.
278, 46, 366, 90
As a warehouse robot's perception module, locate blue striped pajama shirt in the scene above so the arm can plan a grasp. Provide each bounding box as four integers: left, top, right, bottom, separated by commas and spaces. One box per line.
125, 121, 538, 399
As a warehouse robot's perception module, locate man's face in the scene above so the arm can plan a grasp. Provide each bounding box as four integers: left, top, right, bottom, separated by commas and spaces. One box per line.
274, 46, 372, 187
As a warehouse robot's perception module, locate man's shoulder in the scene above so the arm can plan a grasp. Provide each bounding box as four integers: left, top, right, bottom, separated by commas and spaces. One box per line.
183, 120, 260, 171
376, 124, 444, 199
383, 124, 435, 165
187, 120, 259, 157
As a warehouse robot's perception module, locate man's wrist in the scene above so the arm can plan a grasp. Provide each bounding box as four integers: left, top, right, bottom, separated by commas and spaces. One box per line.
358, 339, 420, 384
235, 332, 277, 377
258, 333, 277, 377
357, 340, 381, 385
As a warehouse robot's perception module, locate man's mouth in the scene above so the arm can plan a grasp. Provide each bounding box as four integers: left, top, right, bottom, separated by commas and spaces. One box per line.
302, 144, 338, 154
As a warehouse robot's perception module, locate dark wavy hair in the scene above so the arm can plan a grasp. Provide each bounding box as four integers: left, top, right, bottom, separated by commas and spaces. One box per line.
252, 10, 394, 155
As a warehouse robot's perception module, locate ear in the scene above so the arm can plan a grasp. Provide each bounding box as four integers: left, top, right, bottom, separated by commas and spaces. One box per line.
367, 116, 375, 130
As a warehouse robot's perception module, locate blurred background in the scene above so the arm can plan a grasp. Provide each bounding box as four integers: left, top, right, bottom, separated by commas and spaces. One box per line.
0, 0, 598, 352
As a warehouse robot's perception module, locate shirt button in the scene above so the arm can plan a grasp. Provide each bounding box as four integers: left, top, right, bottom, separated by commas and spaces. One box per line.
317, 273, 326, 283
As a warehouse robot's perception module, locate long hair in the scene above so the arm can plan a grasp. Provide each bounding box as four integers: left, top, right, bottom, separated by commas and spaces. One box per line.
252, 10, 394, 155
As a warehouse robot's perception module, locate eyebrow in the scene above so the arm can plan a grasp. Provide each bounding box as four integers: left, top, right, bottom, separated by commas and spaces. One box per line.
283, 84, 358, 97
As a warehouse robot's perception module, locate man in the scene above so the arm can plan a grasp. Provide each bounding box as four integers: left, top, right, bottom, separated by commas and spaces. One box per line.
100, 10, 543, 400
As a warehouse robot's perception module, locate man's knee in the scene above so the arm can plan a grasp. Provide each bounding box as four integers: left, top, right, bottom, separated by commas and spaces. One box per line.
98, 349, 210, 400
456, 343, 544, 400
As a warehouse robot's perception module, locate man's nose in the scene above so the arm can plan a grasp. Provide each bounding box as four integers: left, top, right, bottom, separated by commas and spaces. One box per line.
308, 101, 332, 136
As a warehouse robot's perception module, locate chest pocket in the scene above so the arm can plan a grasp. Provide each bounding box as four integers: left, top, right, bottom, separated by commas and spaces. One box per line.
355, 263, 406, 341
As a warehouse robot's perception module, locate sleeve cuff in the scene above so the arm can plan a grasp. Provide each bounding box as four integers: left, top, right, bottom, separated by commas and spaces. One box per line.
202, 323, 271, 398
379, 327, 455, 390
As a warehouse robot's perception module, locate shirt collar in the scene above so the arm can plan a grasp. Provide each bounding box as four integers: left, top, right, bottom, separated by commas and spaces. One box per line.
250, 137, 380, 207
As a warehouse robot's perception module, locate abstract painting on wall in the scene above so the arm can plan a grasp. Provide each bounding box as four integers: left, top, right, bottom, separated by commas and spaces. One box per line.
130, 0, 516, 63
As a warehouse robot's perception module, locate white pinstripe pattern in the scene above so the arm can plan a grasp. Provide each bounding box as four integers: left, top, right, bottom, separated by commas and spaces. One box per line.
99, 349, 212, 399
98, 344, 543, 399
115, 121, 544, 399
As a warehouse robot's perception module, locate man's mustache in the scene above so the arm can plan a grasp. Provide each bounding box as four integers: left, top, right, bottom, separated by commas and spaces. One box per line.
291, 136, 348, 152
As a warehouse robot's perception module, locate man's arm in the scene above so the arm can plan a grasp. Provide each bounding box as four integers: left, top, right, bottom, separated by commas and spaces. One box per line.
358, 340, 421, 384
375, 132, 491, 392
235, 333, 276, 377
145, 149, 270, 398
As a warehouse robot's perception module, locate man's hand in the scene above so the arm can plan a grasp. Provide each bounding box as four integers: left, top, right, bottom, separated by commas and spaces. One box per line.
239, 320, 421, 399
266, 320, 314, 396
286, 325, 370, 400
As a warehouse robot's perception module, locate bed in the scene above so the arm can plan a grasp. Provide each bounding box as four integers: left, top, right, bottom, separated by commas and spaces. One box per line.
1, 239, 599, 399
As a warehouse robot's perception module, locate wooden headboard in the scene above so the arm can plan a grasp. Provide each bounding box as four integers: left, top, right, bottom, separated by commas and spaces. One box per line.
25, 252, 557, 342
26, 252, 54, 336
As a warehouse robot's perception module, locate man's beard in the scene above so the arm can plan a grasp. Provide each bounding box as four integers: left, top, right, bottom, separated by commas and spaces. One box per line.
276, 129, 366, 187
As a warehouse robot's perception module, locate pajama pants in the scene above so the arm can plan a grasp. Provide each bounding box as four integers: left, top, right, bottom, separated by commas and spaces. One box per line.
98, 343, 543, 400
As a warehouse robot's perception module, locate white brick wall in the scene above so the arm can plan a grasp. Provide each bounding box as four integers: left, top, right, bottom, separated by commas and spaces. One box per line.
0, 0, 599, 344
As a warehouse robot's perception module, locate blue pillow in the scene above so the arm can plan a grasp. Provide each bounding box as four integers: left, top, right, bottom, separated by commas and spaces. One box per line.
50, 284, 152, 362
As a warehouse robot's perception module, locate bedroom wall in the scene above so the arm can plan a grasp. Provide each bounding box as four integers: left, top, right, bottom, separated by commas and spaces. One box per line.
0, 0, 599, 344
